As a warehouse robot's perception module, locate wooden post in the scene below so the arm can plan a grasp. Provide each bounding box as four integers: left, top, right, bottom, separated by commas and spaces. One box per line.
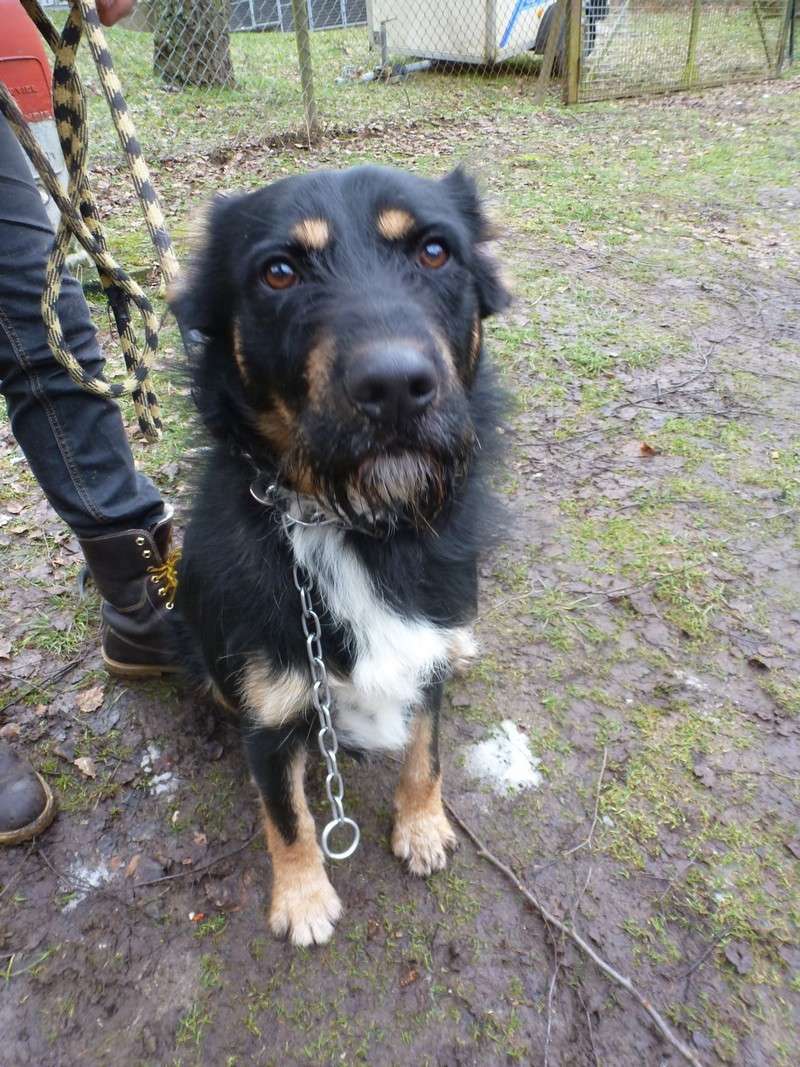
775, 0, 794, 71
684, 0, 702, 88
564, 0, 582, 104
291, 0, 319, 142
752, 0, 774, 70
535, 0, 567, 103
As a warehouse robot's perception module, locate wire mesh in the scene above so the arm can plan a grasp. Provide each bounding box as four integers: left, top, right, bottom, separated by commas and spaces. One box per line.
38, 1, 315, 160
579, 0, 793, 101
30, 0, 798, 167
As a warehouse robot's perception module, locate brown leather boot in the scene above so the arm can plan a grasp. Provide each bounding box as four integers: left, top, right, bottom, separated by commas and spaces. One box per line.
0, 743, 56, 845
78, 508, 181, 678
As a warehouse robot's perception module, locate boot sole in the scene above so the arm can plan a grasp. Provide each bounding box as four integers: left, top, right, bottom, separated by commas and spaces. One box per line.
0, 773, 57, 846
102, 650, 182, 679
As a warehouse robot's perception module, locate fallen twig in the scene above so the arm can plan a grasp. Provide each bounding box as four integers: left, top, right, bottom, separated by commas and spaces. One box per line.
0, 658, 83, 715
543, 955, 560, 1067
673, 929, 732, 982
134, 832, 260, 888
444, 801, 704, 1067
563, 746, 608, 857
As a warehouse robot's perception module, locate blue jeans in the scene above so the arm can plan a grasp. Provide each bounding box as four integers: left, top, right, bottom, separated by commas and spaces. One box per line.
0, 114, 164, 537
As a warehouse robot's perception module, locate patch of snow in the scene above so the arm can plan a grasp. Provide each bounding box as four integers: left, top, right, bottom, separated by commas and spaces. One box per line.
149, 771, 177, 797
465, 720, 542, 795
62, 859, 111, 912
676, 671, 708, 692
139, 743, 160, 772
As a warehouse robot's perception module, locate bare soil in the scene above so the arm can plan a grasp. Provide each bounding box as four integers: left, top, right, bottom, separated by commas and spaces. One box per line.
1, 76, 799, 1067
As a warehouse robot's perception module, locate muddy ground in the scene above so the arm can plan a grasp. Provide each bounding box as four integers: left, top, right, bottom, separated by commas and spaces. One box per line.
1, 77, 799, 1066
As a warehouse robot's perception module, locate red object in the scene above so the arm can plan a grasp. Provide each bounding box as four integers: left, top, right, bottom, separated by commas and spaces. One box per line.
0, 0, 54, 122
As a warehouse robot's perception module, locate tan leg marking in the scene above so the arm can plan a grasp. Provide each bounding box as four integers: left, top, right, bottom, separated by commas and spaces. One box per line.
261, 751, 342, 946
291, 217, 330, 251
240, 658, 309, 728
377, 208, 415, 241
392, 716, 456, 876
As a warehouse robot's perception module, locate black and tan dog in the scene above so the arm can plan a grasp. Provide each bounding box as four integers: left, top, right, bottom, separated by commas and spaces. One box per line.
172, 165, 509, 945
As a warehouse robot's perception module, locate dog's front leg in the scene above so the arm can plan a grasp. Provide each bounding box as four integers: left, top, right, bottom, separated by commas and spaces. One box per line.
244, 727, 341, 945
392, 683, 457, 876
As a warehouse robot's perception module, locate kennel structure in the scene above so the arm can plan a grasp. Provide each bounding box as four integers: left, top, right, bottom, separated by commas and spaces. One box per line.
231, 0, 367, 32
366, 0, 558, 63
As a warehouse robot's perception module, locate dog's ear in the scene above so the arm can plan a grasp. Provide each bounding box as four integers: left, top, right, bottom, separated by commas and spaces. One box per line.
169, 193, 238, 339
442, 167, 511, 319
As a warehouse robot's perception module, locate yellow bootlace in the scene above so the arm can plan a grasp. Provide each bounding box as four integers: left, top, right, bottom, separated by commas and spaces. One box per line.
147, 547, 182, 609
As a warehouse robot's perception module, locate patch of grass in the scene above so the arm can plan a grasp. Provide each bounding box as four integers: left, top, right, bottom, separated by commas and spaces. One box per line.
191, 767, 241, 838
199, 953, 222, 990
761, 673, 800, 717
193, 915, 228, 939
427, 869, 481, 927
651, 415, 751, 472
175, 1002, 211, 1047
19, 592, 98, 658
567, 510, 738, 641
601, 701, 721, 867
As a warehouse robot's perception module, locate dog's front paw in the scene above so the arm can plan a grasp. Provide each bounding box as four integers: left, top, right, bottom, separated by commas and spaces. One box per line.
392, 810, 457, 877
269, 869, 342, 946
448, 628, 478, 678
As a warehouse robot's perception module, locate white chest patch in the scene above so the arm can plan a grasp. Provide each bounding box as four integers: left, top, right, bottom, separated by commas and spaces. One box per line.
289, 521, 474, 752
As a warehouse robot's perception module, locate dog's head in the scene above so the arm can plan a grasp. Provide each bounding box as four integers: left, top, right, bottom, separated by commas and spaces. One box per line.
173, 165, 510, 525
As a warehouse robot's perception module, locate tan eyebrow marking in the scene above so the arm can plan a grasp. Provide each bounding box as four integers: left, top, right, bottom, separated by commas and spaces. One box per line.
377, 208, 415, 241
290, 217, 330, 250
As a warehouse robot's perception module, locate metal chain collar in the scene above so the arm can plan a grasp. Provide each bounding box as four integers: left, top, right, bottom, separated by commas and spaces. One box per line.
248, 475, 359, 862
287, 529, 360, 862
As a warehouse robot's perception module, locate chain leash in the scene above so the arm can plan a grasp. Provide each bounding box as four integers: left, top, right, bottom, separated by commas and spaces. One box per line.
281, 513, 360, 862
248, 476, 360, 861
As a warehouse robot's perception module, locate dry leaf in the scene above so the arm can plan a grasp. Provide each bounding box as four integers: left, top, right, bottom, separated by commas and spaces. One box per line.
125, 854, 141, 879
76, 685, 105, 714
639, 441, 659, 457
74, 756, 97, 779
399, 965, 419, 988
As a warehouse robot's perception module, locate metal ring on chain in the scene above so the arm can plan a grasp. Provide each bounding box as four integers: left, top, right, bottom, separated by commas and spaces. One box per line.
321, 817, 360, 862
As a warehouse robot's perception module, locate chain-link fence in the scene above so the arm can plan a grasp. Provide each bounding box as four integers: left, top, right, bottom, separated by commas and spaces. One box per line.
34, 0, 798, 167
577, 0, 795, 101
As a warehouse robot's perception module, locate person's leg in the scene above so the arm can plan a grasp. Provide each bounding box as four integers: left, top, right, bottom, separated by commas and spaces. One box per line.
0, 114, 180, 675
0, 115, 182, 843
0, 114, 164, 535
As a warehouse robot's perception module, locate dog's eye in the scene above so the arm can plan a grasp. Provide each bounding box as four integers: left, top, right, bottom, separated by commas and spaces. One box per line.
262, 259, 300, 291
418, 240, 449, 270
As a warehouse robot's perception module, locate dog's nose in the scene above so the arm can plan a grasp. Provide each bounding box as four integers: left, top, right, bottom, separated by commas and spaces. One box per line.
347, 345, 437, 425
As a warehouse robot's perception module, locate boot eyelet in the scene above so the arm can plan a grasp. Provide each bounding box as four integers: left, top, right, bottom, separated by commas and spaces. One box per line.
142, 549, 152, 559
135, 536, 145, 546
150, 575, 159, 583
166, 602, 175, 611
158, 587, 167, 597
